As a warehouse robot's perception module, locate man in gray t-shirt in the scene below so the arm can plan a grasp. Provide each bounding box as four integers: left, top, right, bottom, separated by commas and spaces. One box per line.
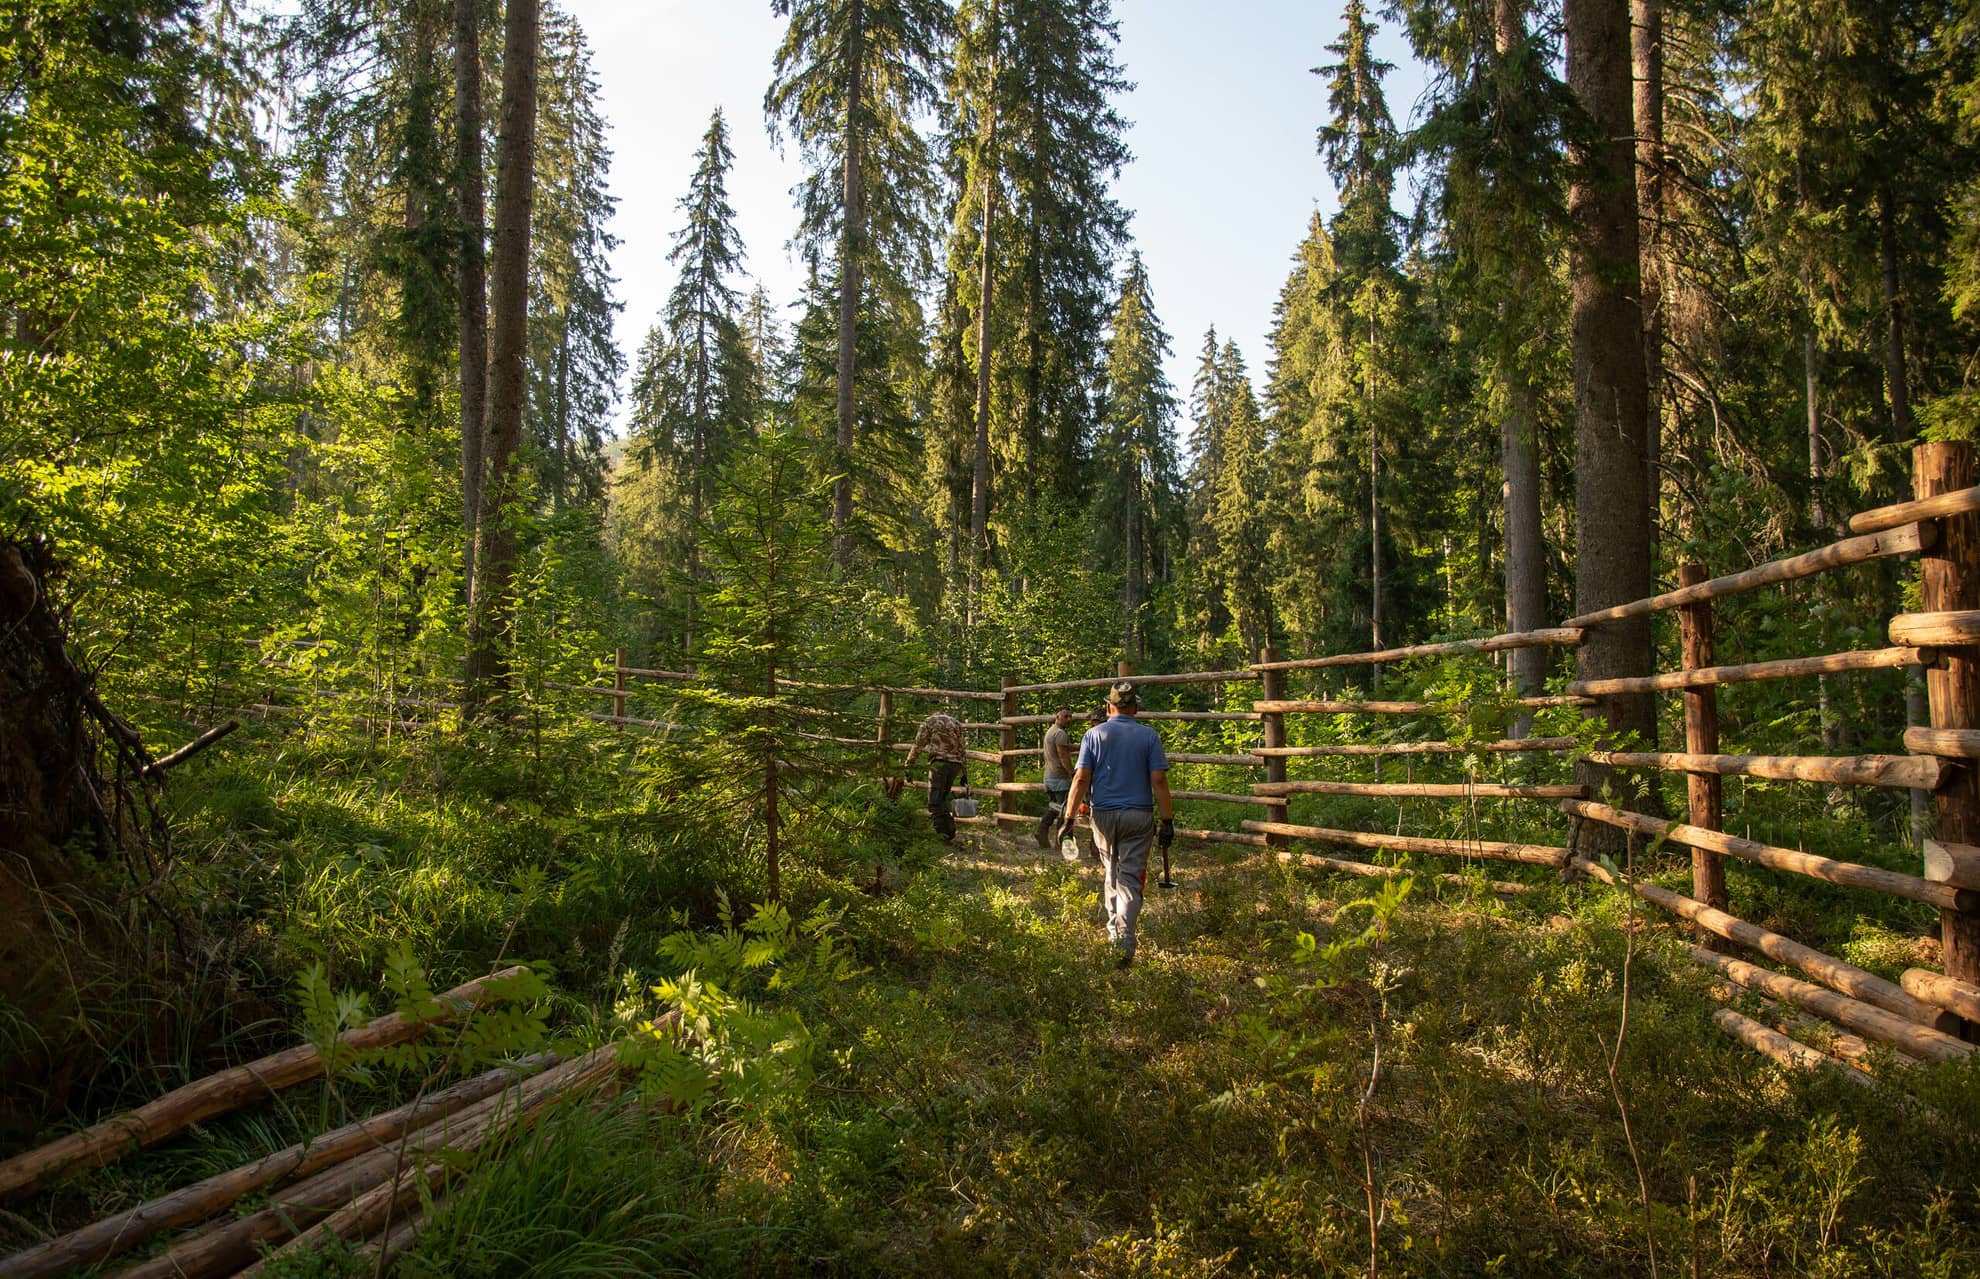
1033, 707, 1077, 848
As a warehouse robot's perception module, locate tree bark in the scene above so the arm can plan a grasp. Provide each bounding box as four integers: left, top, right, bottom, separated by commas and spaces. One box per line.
1632, 0, 1664, 550
554, 317, 569, 512
454, 0, 489, 595
464, 0, 539, 705
831, 0, 867, 568
970, 2, 998, 587
1566, 0, 1657, 818
1879, 182, 1911, 441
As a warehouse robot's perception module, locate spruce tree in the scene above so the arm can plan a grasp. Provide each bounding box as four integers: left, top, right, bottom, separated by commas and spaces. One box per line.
1398, 0, 1570, 716
1090, 254, 1183, 660
526, 5, 622, 511
766, 0, 951, 566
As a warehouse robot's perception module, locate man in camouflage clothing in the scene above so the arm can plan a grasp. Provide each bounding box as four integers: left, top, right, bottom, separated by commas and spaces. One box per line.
904, 710, 969, 841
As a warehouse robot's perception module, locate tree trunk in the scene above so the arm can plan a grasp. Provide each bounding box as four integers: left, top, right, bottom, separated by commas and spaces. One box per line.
831, 0, 867, 568
1368, 315, 1383, 696
1497, 0, 1544, 736
464, 0, 539, 707
454, 0, 489, 595
554, 318, 569, 512
970, 3, 998, 587
1632, 0, 1664, 551
1123, 463, 1140, 658
1566, 0, 1657, 819
1878, 183, 1911, 441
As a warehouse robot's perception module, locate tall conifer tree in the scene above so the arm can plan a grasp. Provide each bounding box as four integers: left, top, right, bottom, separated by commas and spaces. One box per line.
1091, 254, 1182, 659
766, 0, 951, 566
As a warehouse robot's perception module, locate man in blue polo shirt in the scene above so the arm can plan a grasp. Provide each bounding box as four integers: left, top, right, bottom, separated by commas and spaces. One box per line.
1057, 681, 1175, 968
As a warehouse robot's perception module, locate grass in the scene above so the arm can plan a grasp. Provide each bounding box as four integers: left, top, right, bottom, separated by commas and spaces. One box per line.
3, 727, 1977, 1277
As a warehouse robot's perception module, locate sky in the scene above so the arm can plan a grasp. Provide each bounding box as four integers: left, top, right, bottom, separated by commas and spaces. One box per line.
559, 0, 1429, 432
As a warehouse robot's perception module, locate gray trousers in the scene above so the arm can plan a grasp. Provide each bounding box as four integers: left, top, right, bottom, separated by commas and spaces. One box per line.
1091, 808, 1154, 958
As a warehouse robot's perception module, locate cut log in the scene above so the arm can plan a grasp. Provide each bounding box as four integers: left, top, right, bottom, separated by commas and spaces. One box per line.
1585, 749, 1944, 791
1252, 780, 1586, 800
1710, 1008, 1876, 1086
1175, 827, 1271, 847
111, 1036, 643, 1279
1906, 726, 1980, 759
1566, 646, 1926, 697
1273, 849, 1529, 894
1168, 790, 1276, 806
1241, 820, 1569, 867
1712, 985, 1915, 1072
1563, 523, 1935, 628
0, 967, 526, 1202
139, 720, 239, 778
1848, 484, 1980, 534
1252, 697, 1592, 715
1248, 627, 1584, 672
1166, 752, 1265, 766
618, 666, 695, 681
1890, 610, 1980, 648
1685, 945, 1970, 1064
991, 781, 1044, 793
1251, 738, 1578, 758
1573, 858, 1962, 1034
1901, 968, 1980, 1023
1001, 669, 1258, 695
0, 1057, 554, 1279
230, 1046, 620, 1279
1564, 799, 1968, 910
1922, 839, 1980, 890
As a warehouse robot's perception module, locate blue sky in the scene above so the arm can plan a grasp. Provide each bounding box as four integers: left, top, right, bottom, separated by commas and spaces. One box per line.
560, 0, 1428, 431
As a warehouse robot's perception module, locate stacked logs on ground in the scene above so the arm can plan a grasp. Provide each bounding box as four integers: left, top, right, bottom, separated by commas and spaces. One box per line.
1710, 1008, 1878, 1088
229, 1046, 626, 1278
1679, 944, 1968, 1064
0, 967, 528, 1203
0, 1055, 556, 1278
1706, 981, 1914, 1074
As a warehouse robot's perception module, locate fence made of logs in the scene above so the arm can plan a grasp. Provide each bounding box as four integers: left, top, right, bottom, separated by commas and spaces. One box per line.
550, 443, 1980, 1083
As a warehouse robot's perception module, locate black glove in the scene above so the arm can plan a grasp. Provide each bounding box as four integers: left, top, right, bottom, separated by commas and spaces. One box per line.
1158, 818, 1175, 849
1058, 815, 1079, 843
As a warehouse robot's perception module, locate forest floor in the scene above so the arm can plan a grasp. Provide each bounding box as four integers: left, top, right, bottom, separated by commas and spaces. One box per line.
6, 741, 1979, 1277
379, 822, 1979, 1278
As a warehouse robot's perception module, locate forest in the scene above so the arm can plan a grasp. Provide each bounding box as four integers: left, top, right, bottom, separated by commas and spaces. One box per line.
3, 0, 1980, 1275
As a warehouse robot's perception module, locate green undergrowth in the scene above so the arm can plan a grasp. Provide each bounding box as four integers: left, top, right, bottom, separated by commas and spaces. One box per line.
389, 827, 1978, 1278
6, 730, 1977, 1277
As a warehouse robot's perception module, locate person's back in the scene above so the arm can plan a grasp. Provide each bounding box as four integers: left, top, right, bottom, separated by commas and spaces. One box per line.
1077, 714, 1167, 811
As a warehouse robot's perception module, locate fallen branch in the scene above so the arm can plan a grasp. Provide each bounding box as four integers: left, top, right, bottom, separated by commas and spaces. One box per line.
138, 720, 238, 778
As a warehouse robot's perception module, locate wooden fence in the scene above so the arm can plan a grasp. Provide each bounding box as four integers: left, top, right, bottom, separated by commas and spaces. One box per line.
555, 442, 1980, 1082
201, 444, 1980, 1081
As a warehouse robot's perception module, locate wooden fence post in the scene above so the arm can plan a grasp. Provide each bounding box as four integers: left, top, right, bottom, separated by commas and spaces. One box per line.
1259, 647, 1288, 848
612, 647, 627, 726
999, 676, 1018, 824
1916, 441, 1980, 1010
876, 690, 892, 752
1678, 563, 1727, 940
